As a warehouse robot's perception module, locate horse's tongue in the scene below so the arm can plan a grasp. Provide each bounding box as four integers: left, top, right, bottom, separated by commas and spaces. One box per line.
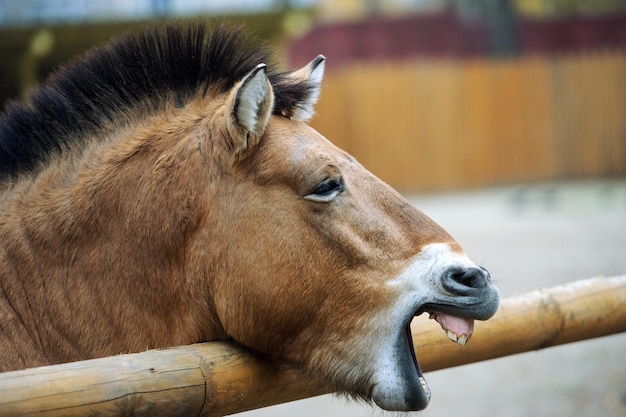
430, 312, 474, 347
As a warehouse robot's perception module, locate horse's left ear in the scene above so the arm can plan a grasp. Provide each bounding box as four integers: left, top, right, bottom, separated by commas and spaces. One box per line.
284, 55, 326, 122
226, 63, 275, 158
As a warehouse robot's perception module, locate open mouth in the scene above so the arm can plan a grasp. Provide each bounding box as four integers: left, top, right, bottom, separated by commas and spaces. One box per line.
404, 310, 475, 401
404, 322, 430, 400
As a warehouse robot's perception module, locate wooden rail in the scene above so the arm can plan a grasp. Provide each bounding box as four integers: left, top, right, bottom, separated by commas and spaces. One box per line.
1, 276, 625, 416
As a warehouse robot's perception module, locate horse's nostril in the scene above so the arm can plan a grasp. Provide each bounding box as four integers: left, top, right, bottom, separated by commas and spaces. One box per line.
444, 267, 489, 294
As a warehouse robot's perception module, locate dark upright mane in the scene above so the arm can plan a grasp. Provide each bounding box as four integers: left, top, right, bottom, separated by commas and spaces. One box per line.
0, 21, 311, 180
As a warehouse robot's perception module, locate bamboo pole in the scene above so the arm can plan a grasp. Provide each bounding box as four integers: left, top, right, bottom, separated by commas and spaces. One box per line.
1, 276, 624, 417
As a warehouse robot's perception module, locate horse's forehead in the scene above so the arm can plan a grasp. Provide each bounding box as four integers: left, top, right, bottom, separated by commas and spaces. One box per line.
289, 134, 339, 165
268, 120, 351, 168
288, 134, 315, 163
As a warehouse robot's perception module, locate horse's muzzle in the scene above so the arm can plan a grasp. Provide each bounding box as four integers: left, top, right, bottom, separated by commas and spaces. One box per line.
437, 265, 499, 321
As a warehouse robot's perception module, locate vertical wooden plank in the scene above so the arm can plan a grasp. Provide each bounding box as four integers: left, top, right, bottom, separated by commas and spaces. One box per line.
459, 58, 494, 188
593, 52, 626, 176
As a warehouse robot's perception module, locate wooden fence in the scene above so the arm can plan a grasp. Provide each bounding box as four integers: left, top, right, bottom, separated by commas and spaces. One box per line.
311, 51, 626, 192
1, 276, 625, 416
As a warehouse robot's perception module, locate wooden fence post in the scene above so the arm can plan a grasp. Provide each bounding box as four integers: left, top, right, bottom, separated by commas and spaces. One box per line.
0, 276, 624, 416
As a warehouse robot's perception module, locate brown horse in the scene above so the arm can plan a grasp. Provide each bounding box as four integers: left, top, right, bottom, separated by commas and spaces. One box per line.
0, 22, 499, 411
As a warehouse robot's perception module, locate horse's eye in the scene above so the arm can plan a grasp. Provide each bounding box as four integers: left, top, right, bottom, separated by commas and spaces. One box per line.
305, 176, 344, 202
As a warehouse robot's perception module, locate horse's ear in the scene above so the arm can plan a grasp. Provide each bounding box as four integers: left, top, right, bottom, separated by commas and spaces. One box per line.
286, 55, 326, 122
226, 63, 275, 158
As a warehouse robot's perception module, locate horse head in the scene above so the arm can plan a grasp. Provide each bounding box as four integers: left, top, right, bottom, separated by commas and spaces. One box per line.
0, 23, 498, 411
205, 53, 500, 411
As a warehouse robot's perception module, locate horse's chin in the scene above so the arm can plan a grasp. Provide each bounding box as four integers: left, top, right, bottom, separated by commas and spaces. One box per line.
402, 321, 433, 409
370, 318, 431, 411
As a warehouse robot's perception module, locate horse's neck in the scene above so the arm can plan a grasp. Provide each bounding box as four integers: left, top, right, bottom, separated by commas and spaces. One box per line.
0, 131, 224, 368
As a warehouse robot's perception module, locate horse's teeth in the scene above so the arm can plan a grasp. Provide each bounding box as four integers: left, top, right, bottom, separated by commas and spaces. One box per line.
446, 330, 470, 347
419, 376, 428, 392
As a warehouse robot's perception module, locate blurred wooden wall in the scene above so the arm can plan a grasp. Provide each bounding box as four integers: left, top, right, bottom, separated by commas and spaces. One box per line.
310, 52, 626, 192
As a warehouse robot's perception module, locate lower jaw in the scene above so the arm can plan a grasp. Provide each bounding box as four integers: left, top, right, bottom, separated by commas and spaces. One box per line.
406, 322, 431, 402
370, 322, 431, 411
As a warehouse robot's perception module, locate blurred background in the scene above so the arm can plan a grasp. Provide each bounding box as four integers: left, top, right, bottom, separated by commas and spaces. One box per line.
1, 1, 624, 416
1, 0, 626, 191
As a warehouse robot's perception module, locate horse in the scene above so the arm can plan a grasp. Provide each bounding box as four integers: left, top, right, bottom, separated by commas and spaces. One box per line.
0, 22, 499, 411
